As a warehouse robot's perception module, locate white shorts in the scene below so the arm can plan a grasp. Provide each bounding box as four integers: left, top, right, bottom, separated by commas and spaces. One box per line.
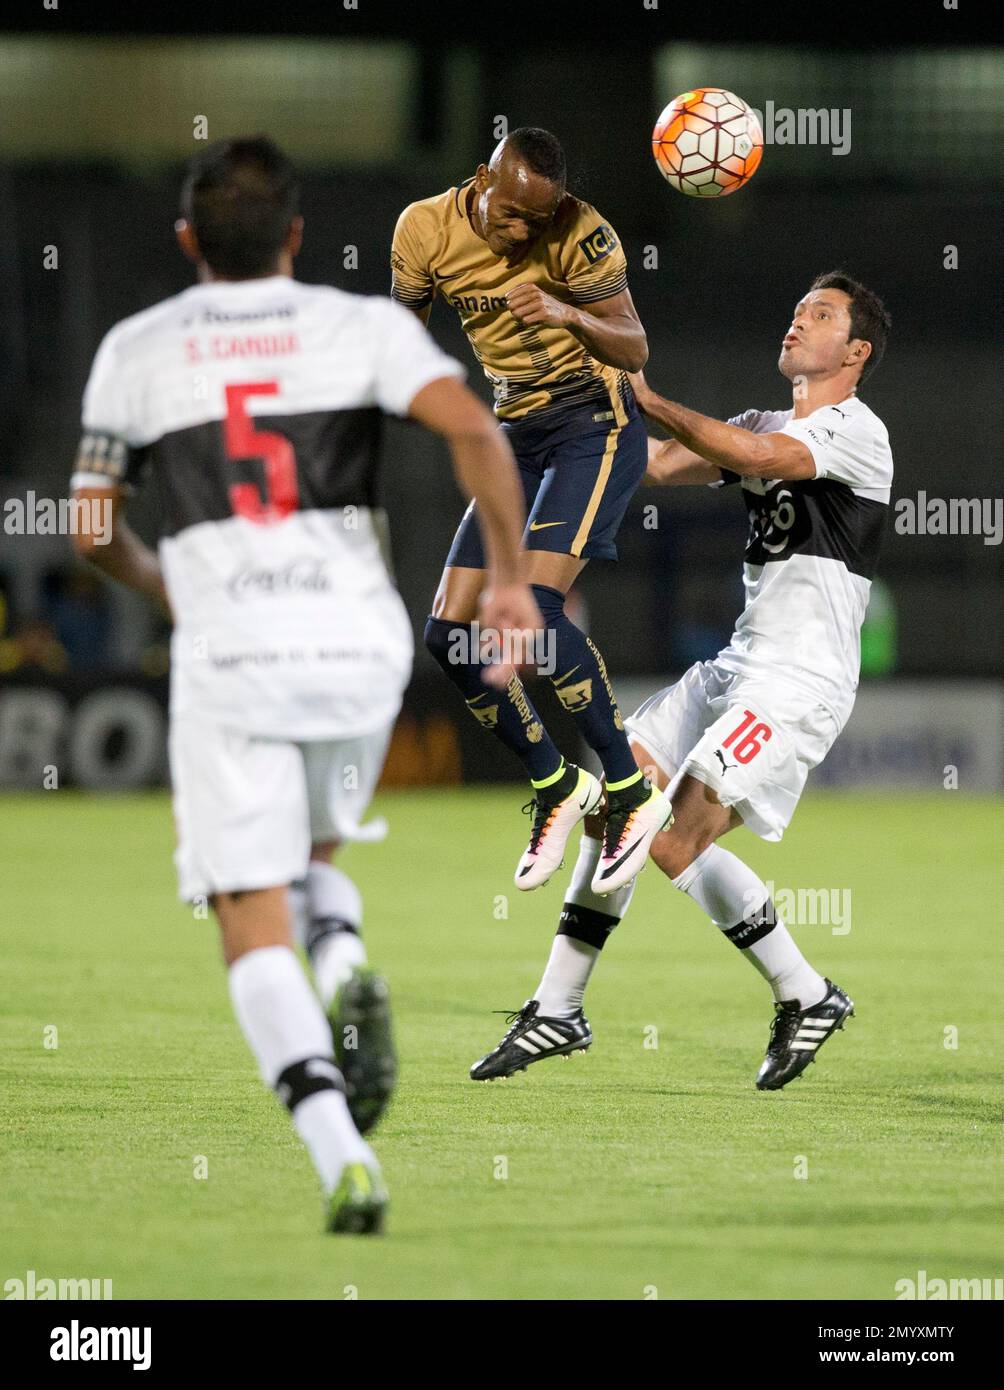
623, 660, 842, 841
170, 716, 394, 901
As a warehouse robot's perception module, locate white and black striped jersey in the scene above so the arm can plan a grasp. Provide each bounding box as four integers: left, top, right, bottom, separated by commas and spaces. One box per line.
714, 395, 893, 727
71, 275, 464, 738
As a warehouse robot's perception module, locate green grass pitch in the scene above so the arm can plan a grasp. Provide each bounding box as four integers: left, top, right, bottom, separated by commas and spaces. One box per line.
2, 788, 1002, 1301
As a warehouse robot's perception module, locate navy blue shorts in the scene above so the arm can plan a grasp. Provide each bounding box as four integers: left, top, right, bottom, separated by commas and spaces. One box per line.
445, 394, 648, 567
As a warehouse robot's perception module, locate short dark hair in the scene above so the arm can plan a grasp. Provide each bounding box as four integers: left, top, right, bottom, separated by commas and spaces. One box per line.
180, 136, 299, 279
809, 271, 891, 382
506, 127, 567, 186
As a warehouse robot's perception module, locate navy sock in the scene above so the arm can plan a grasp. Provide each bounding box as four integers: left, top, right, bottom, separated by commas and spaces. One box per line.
423, 616, 562, 781
531, 585, 641, 786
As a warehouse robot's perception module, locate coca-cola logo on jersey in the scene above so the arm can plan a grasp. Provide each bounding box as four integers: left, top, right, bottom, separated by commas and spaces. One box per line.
225, 559, 332, 601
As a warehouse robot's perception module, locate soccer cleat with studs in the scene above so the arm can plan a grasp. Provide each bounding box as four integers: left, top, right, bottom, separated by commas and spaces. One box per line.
755, 978, 855, 1091
329, 968, 396, 1135
470, 999, 592, 1081
515, 764, 603, 891
591, 781, 673, 896
326, 1160, 388, 1235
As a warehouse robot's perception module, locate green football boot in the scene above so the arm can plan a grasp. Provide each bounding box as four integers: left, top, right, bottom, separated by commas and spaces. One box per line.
326, 1161, 388, 1236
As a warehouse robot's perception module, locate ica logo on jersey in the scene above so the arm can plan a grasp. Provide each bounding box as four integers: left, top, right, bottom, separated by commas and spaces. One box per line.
577, 224, 618, 264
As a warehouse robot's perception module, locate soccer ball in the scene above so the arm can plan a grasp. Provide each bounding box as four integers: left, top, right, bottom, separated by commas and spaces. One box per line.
652, 88, 763, 197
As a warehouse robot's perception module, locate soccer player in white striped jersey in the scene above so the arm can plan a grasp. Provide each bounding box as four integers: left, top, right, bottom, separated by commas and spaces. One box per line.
471, 272, 892, 1091
71, 136, 540, 1233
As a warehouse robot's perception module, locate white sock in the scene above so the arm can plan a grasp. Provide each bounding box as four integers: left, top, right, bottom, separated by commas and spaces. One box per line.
672, 845, 827, 1009
228, 945, 370, 1192
535, 835, 635, 1017
306, 861, 368, 1007
292, 1091, 370, 1195
535, 935, 598, 1017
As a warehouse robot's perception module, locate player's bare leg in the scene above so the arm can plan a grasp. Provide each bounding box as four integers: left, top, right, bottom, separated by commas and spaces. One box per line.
431, 562, 483, 624
645, 764, 738, 878
215, 884, 293, 966
424, 560, 603, 890
215, 886, 387, 1233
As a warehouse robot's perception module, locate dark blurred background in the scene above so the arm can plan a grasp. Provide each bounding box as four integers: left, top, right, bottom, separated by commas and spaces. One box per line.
1, 7, 1001, 787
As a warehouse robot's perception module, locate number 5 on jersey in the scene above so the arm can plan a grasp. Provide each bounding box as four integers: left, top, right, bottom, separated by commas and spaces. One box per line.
224, 381, 299, 523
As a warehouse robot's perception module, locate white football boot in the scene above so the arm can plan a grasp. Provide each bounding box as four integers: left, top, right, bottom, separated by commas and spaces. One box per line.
515, 764, 603, 891
591, 781, 673, 895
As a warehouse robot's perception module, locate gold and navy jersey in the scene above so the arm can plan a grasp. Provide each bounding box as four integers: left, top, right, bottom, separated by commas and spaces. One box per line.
391, 180, 631, 421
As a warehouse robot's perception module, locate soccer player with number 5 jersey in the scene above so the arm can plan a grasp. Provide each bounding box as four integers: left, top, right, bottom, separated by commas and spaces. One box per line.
70, 137, 541, 1234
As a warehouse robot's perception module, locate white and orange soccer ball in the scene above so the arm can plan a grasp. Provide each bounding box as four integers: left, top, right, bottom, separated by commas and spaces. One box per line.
652, 87, 763, 197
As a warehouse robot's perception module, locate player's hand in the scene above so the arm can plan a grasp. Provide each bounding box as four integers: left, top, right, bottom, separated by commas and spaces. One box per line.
478, 582, 543, 689
506, 283, 573, 330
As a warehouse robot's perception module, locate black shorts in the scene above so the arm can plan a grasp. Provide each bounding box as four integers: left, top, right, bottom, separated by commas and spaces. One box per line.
445, 394, 648, 567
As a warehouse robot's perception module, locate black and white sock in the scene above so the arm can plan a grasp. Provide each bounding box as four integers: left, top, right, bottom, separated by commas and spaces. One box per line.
228, 945, 371, 1193
297, 862, 367, 1008
671, 845, 827, 1008
535, 834, 636, 1017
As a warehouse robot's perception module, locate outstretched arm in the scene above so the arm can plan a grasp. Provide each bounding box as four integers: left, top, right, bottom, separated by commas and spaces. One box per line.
631, 373, 815, 482
644, 436, 723, 486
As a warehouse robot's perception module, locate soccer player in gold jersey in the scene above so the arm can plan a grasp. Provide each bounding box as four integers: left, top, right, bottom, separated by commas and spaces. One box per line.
392, 128, 672, 895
